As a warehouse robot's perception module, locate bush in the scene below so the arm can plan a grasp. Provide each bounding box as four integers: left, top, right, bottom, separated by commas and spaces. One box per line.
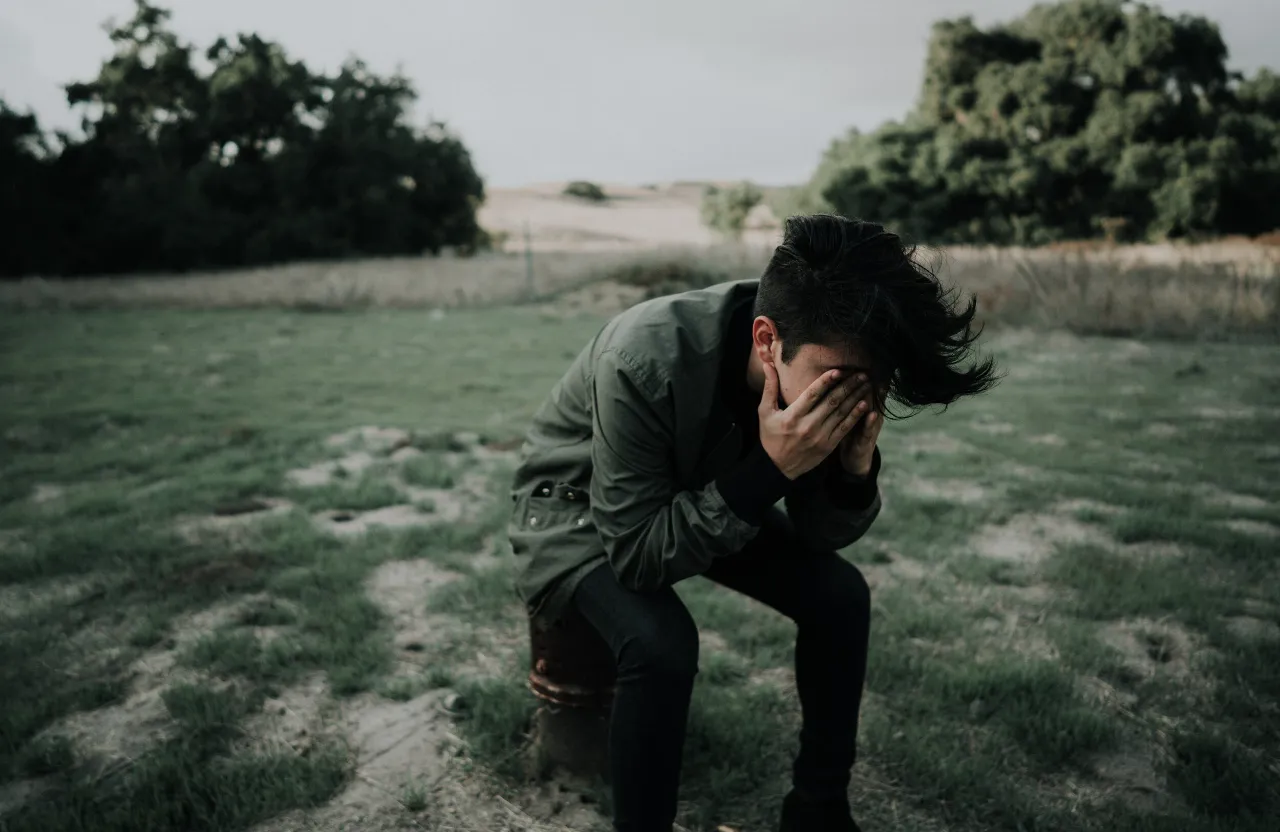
700, 182, 763, 239
563, 181, 608, 202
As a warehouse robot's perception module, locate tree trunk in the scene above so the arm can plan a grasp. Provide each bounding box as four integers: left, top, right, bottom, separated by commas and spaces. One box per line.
527, 607, 617, 780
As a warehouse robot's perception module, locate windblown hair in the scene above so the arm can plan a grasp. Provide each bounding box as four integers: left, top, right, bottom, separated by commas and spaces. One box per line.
754, 214, 1000, 417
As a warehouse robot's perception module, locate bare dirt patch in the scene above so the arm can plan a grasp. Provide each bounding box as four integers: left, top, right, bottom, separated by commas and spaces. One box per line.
698, 629, 730, 654
286, 427, 518, 537
1193, 405, 1257, 420
1144, 422, 1179, 439
1053, 498, 1125, 517
1224, 616, 1280, 642
970, 513, 1110, 564
241, 674, 334, 758
1098, 619, 1208, 691
389, 467, 500, 527
1195, 485, 1271, 511
749, 666, 797, 698
974, 609, 1060, 662
860, 551, 934, 593
1223, 519, 1280, 538
11, 600, 263, 812
30, 483, 65, 504
899, 431, 976, 455
367, 559, 463, 667
1084, 747, 1172, 814
287, 452, 379, 487
390, 446, 422, 463
971, 420, 1016, 436
326, 426, 412, 455
1114, 541, 1194, 560
899, 476, 989, 504
251, 555, 611, 832
314, 505, 439, 536
250, 560, 472, 831
1001, 462, 1051, 482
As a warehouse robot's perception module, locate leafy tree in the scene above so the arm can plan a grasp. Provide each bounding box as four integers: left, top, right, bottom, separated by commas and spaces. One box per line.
798, 0, 1280, 244
0, 0, 485, 277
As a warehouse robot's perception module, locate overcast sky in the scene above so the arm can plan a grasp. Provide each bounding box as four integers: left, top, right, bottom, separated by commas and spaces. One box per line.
2, 1, 1275, 187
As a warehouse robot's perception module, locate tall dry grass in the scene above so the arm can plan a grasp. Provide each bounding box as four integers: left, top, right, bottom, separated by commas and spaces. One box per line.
1, 241, 1276, 339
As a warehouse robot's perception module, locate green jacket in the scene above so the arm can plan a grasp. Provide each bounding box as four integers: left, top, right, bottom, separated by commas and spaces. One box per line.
507, 279, 882, 622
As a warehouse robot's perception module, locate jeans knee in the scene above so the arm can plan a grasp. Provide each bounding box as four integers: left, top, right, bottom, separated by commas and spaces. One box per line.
617, 610, 700, 682
803, 562, 871, 633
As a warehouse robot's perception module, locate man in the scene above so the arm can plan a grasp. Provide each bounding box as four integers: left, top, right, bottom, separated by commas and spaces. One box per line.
508, 214, 999, 832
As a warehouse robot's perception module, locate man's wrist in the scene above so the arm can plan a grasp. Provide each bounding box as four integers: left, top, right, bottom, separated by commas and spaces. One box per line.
839, 446, 877, 479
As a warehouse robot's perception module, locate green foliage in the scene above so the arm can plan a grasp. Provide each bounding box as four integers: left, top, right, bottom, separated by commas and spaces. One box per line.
0, 1, 486, 278
699, 181, 763, 238
1167, 727, 1280, 818
562, 180, 608, 201
19, 734, 76, 777
797, 0, 1280, 244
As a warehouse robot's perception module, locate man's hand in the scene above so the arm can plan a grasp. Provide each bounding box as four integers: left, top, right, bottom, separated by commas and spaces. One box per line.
758, 362, 876, 480
838, 403, 882, 477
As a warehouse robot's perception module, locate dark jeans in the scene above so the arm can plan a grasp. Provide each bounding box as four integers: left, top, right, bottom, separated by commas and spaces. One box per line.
571, 508, 872, 832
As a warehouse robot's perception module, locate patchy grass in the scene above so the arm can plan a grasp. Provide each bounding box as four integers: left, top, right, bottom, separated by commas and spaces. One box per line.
2, 301, 1278, 831
400, 453, 458, 489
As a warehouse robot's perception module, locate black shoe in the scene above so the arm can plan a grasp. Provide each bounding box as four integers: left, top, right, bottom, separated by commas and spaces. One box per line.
777, 789, 862, 832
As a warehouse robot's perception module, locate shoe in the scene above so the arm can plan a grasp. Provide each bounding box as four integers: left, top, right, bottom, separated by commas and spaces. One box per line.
777, 788, 862, 832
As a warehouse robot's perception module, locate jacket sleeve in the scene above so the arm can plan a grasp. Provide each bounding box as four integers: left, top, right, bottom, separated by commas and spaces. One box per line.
783, 446, 882, 553
587, 348, 762, 591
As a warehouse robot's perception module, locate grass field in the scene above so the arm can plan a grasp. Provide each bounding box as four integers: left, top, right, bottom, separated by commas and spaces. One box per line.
2, 298, 1279, 831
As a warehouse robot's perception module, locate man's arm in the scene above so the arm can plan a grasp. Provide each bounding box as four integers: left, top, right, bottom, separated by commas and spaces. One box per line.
588, 348, 785, 591
783, 446, 882, 553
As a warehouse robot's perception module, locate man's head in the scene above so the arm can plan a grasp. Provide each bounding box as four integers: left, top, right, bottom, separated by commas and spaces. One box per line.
750, 214, 999, 415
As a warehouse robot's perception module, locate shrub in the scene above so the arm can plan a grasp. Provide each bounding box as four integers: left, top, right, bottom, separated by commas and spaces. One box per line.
700, 182, 763, 239
563, 181, 608, 202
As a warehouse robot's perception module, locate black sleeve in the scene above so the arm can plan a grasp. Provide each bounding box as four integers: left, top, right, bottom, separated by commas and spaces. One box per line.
824, 446, 881, 511
715, 443, 796, 525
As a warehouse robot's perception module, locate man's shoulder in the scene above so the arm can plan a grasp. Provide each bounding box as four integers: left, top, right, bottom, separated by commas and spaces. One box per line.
595, 279, 757, 391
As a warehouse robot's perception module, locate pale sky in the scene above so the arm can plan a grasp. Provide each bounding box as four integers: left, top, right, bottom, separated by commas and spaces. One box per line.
2, 1, 1275, 187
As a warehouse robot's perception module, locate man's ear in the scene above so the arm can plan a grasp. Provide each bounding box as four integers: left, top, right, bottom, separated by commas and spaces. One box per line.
751, 316, 779, 364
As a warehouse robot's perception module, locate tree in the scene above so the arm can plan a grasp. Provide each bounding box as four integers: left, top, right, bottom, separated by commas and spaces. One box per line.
0, 0, 486, 277
798, 0, 1280, 244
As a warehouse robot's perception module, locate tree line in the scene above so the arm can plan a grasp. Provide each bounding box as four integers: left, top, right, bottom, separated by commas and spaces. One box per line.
6, 0, 1280, 279
780, 0, 1280, 245
1, 1, 486, 278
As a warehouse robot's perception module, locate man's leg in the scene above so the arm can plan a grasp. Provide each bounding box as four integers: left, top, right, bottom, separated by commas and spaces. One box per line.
571, 561, 701, 832
702, 508, 872, 801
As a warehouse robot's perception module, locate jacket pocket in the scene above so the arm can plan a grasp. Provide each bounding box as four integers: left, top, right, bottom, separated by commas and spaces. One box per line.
519, 480, 591, 532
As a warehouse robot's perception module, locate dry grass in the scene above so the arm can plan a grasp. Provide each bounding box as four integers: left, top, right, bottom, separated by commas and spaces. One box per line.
0, 245, 768, 312
1, 238, 1277, 339
939, 245, 1280, 339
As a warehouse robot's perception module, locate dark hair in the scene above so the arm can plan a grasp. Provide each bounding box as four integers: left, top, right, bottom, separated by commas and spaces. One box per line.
754, 214, 1000, 417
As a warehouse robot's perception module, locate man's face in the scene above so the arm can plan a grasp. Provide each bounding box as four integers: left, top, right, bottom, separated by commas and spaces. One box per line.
751, 316, 880, 409
773, 340, 874, 408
